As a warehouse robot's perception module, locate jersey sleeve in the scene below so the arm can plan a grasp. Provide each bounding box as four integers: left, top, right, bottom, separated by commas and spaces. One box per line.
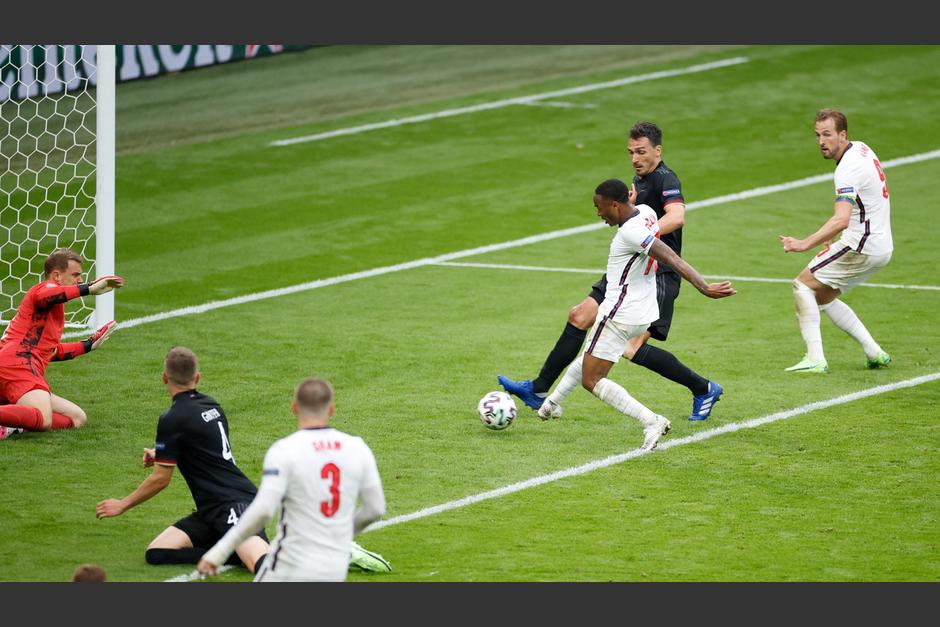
358, 438, 382, 491
833, 162, 861, 206
31, 283, 84, 309
659, 170, 685, 206
618, 215, 658, 254
153, 413, 182, 466
257, 440, 290, 499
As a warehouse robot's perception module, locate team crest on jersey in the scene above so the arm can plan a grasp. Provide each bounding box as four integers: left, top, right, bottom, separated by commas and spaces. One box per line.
641, 234, 655, 249
662, 189, 681, 197
837, 186, 855, 194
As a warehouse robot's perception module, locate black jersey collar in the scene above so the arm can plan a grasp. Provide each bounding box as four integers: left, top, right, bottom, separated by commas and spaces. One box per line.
837, 142, 853, 165
172, 388, 198, 400
302, 425, 334, 430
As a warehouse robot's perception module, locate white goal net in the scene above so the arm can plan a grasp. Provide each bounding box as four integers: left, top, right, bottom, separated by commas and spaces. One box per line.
1, 44, 114, 330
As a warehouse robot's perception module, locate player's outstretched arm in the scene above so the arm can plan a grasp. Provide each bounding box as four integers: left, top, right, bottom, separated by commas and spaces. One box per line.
648, 239, 735, 299
96, 463, 173, 519
779, 201, 852, 253
87, 275, 124, 296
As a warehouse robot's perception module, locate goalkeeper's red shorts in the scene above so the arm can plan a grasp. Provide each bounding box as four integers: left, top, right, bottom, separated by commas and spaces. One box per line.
0, 363, 50, 404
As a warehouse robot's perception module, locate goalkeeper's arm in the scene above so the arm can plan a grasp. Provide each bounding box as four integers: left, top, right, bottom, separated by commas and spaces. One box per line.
51, 320, 117, 362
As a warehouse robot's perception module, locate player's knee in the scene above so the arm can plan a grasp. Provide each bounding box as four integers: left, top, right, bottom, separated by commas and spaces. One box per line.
70, 409, 88, 429
581, 372, 599, 392
792, 278, 813, 296
568, 307, 597, 330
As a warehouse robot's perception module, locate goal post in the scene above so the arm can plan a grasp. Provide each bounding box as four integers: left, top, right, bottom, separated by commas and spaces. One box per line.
93, 44, 115, 330
0, 44, 115, 331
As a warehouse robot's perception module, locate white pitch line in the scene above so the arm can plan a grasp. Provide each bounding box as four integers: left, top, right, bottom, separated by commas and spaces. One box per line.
363, 371, 940, 533
520, 101, 598, 110
58, 146, 940, 339
268, 57, 748, 147
432, 261, 940, 292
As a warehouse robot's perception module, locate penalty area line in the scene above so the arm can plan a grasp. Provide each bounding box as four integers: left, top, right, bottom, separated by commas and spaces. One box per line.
363, 371, 940, 533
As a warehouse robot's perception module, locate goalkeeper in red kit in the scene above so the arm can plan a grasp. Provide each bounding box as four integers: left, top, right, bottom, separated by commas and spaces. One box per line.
0, 249, 123, 439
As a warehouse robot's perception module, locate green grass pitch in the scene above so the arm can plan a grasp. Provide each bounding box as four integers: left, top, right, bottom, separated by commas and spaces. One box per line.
1, 45, 938, 581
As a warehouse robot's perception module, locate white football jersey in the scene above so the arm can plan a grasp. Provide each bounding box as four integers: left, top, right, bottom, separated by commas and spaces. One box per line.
597, 203, 660, 326
257, 427, 383, 581
832, 141, 893, 256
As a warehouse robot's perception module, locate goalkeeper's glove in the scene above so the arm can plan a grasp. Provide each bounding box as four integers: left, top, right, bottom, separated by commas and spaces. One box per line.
87, 275, 124, 295
84, 320, 117, 353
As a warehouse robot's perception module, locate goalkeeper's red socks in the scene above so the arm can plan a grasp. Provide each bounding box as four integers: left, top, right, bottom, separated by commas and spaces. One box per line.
0, 405, 45, 431
51, 412, 75, 429
0, 406, 74, 430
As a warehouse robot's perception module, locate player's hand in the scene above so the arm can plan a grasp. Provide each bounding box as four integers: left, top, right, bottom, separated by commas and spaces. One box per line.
629, 183, 638, 206
96, 499, 125, 519
779, 235, 807, 253
197, 558, 219, 577
142, 448, 156, 468
702, 281, 736, 299
88, 320, 117, 350
88, 275, 124, 295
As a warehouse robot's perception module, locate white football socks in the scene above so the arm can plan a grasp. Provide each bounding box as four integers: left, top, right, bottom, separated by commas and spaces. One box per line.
592, 377, 657, 427
792, 279, 826, 362
819, 299, 882, 359
546, 354, 583, 406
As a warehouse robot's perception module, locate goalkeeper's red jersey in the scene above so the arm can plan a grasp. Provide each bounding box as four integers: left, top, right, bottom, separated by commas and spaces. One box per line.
0, 280, 84, 377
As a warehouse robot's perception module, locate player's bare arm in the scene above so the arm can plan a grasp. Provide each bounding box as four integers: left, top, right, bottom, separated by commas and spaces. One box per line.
96, 463, 174, 519
648, 239, 735, 299
779, 201, 852, 253
657, 201, 686, 235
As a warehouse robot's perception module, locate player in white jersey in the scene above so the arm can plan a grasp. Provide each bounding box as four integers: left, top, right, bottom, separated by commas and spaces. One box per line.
779, 109, 893, 373
197, 378, 387, 582
537, 179, 735, 450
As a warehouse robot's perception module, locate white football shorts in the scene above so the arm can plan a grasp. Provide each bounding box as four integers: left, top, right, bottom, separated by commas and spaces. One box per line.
808, 245, 891, 293
584, 318, 650, 363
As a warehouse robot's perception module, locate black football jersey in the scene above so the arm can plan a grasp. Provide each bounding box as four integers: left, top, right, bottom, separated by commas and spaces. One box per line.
633, 160, 685, 273
154, 389, 258, 510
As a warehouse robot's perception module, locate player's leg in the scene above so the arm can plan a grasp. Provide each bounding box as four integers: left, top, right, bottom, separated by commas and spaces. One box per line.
539, 312, 605, 419
145, 517, 206, 565
624, 274, 722, 420
582, 322, 670, 450
0, 371, 51, 431
817, 251, 892, 368
235, 535, 270, 574
51, 394, 87, 429
786, 263, 839, 373
498, 281, 602, 410
10, 388, 53, 430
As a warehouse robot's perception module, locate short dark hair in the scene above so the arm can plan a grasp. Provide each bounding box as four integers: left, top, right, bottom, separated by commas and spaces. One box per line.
816, 108, 848, 134
295, 378, 334, 415
165, 346, 198, 386
629, 121, 663, 147
72, 564, 107, 582
44, 248, 83, 278
595, 178, 631, 203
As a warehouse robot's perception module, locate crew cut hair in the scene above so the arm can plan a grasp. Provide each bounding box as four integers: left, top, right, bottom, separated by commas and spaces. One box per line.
595, 178, 631, 203
295, 378, 334, 415
165, 346, 198, 386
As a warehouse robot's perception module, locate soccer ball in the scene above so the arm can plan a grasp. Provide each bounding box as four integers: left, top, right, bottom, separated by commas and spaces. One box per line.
477, 391, 517, 430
